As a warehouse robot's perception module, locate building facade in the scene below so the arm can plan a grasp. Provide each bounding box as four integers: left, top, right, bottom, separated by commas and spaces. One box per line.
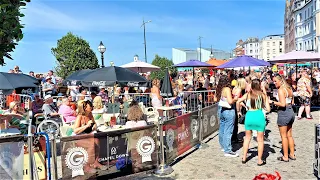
294, 0, 317, 52
315, 0, 320, 53
172, 48, 232, 64
259, 34, 285, 60
242, 37, 260, 58
233, 39, 245, 57
284, 0, 296, 53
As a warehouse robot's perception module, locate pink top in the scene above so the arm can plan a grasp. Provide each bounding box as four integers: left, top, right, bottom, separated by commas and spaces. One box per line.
58, 104, 76, 123
125, 120, 147, 128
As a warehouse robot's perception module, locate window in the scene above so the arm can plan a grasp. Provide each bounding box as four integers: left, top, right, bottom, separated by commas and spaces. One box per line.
279, 41, 282, 46
250, 50, 253, 53
273, 42, 275, 46
273, 49, 276, 54
280, 48, 283, 53
250, 44, 253, 48
267, 42, 270, 47
305, 11, 306, 20
267, 49, 270, 53
299, 43, 302, 50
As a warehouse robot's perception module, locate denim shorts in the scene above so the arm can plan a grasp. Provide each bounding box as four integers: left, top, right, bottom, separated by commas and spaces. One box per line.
298, 96, 311, 106
277, 105, 295, 126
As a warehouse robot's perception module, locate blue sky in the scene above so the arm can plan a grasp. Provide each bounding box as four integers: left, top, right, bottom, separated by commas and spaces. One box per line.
1, 0, 285, 73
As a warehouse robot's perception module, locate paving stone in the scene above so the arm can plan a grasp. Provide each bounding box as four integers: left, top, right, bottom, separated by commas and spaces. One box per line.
171, 111, 320, 179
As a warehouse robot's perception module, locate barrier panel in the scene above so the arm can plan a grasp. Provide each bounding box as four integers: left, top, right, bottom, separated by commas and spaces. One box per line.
60, 125, 158, 179
23, 136, 47, 180
163, 111, 200, 164
201, 104, 219, 140
0, 135, 47, 180
0, 135, 25, 179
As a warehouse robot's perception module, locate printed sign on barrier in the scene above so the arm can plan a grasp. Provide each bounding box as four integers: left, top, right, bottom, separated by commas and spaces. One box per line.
0, 140, 24, 179
201, 104, 219, 139
23, 136, 47, 180
61, 125, 158, 179
163, 111, 200, 164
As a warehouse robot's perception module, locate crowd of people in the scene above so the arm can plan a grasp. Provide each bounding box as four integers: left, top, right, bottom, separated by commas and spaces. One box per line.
213, 66, 320, 166
2, 65, 320, 150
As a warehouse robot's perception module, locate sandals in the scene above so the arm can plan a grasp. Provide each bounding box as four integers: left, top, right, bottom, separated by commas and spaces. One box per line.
257, 160, 266, 166
277, 156, 289, 162
289, 155, 296, 160
241, 159, 247, 164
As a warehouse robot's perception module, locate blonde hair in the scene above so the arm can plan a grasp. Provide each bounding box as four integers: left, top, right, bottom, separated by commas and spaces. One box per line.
9, 101, 19, 110
152, 79, 160, 87
127, 105, 144, 121
93, 96, 103, 109
274, 74, 292, 90
236, 78, 246, 90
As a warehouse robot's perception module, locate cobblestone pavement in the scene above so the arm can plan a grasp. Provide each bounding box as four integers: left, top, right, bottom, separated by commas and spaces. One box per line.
170, 111, 320, 180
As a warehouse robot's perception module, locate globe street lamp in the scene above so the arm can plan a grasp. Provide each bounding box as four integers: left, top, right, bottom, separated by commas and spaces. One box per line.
98, 41, 106, 68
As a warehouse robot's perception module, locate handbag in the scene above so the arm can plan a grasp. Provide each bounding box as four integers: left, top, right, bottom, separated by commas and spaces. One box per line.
218, 100, 232, 109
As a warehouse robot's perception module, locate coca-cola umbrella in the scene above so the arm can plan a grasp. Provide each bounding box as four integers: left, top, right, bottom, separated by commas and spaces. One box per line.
64, 69, 94, 86
68, 66, 150, 87
0, 72, 39, 95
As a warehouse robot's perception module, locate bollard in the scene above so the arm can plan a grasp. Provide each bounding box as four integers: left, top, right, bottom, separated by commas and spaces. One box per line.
154, 116, 174, 176
197, 104, 209, 149
49, 133, 58, 180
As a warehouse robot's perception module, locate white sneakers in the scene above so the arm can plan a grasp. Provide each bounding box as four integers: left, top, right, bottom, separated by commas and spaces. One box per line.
224, 152, 239, 157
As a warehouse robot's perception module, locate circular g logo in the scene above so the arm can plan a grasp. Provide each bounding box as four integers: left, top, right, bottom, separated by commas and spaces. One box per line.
136, 136, 155, 163
65, 147, 88, 171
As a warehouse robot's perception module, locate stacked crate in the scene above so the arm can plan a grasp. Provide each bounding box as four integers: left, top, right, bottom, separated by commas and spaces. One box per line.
314, 124, 320, 178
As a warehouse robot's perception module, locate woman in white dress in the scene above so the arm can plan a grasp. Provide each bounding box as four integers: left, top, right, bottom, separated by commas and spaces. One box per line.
151, 79, 163, 116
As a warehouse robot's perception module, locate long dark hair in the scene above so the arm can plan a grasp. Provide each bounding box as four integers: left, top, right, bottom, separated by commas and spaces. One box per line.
249, 79, 264, 109
216, 75, 232, 102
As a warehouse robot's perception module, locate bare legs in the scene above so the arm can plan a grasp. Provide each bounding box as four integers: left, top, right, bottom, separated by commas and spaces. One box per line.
256, 132, 264, 164
242, 130, 264, 164
278, 124, 295, 160
242, 130, 251, 162
298, 104, 311, 118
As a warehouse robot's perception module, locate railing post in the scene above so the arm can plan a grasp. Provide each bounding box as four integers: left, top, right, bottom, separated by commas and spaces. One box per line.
197, 104, 209, 149
154, 116, 174, 176
49, 132, 58, 180
27, 119, 35, 180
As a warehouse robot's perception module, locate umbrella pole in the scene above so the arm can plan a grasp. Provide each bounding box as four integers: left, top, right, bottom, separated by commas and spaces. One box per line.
296, 59, 298, 78
113, 84, 115, 116
193, 67, 195, 86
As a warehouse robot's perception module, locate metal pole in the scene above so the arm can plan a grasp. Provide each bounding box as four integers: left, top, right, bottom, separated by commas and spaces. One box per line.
27, 120, 34, 180
197, 104, 209, 149
50, 134, 58, 180
154, 116, 174, 176
143, 21, 147, 63
101, 53, 105, 68
199, 36, 202, 62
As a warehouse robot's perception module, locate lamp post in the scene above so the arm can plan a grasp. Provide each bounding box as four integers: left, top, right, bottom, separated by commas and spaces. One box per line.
198, 36, 203, 62
209, 45, 214, 59
141, 19, 151, 63
98, 41, 106, 68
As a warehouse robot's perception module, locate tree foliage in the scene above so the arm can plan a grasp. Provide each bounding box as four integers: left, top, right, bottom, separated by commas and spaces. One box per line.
51, 32, 100, 79
0, 0, 30, 66
150, 54, 176, 80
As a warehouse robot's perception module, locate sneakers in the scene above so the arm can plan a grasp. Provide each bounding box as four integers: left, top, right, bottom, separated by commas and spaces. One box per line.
224, 152, 239, 157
